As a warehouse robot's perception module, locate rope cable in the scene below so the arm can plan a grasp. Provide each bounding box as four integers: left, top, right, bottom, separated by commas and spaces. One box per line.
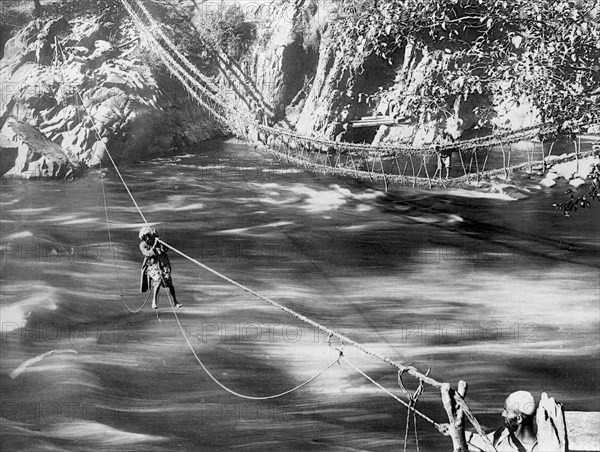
99, 158, 152, 313
53, 38, 151, 314
340, 355, 440, 429
159, 274, 339, 400
156, 237, 441, 388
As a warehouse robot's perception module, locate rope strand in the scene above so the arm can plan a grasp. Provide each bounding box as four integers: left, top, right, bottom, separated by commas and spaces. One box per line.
53, 37, 151, 314
160, 275, 338, 400
340, 355, 440, 429
157, 237, 441, 388
99, 159, 151, 313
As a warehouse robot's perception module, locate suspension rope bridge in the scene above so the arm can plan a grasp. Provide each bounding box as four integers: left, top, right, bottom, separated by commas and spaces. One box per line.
119, 0, 599, 192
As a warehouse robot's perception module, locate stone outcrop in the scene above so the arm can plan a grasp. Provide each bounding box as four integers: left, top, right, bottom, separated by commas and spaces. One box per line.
228, 0, 547, 147
0, 9, 226, 179
1, 117, 81, 180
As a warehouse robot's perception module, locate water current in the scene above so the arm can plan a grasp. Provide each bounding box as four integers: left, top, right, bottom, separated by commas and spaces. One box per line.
1, 139, 599, 451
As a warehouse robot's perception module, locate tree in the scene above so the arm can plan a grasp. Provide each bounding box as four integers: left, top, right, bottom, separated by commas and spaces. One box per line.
553, 161, 600, 217
330, 0, 600, 127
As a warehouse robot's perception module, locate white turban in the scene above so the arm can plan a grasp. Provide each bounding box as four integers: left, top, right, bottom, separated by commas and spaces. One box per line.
139, 226, 155, 240
505, 391, 536, 416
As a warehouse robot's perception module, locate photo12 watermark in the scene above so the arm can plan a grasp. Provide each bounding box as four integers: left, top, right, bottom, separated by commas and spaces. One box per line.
2, 320, 144, 344
1, 399, 140, 425
0, 241, 130, 264
399, 321, 539, 344
190, 321, 340, 345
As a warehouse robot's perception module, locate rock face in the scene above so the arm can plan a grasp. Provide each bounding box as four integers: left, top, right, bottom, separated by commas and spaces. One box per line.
0, 10, 226, 179
226, 0, 546, 146
1, 117, 81, 179
1, 0, 590, 181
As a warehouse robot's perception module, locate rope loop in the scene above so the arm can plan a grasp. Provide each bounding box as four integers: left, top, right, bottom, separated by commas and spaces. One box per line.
398, 366, 430, 403
401, 368, 429, 452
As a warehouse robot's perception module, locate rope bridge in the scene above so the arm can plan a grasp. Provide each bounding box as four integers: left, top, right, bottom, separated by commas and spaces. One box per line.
117, 0, 599, 192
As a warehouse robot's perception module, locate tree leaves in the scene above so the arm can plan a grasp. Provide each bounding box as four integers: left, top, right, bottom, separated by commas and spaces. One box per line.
330, 0, 600, 126
553, 163, 600, 217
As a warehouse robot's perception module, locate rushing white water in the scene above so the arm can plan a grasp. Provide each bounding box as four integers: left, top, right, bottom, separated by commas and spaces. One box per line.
1, 139, 598, 451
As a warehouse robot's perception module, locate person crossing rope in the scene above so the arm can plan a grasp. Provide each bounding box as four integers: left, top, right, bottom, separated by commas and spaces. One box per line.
139, 226, 182, 310
434, 132, 455, 180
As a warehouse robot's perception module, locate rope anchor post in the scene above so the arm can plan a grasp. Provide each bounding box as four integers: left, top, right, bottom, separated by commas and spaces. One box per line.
440, 380, 471, 452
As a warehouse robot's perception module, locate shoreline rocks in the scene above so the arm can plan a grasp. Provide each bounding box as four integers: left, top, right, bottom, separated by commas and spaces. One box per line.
1, 12, 227, 180
1, 117, 82, 180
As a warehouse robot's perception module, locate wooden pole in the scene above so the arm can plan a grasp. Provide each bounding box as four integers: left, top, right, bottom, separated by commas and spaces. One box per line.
537, 392, 568, 451
441, 381, 469, 452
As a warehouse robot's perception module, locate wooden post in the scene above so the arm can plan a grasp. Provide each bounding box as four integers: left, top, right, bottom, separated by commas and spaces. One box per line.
536, 392, 568, 451
441, 381, 468, 452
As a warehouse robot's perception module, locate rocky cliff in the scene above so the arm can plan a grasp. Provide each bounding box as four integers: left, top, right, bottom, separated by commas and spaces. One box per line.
0, 2, 225, 180
236, 0, 545, 145
1, 0, 596, 180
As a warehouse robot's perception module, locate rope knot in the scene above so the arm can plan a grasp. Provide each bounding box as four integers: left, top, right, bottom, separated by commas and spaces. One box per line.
398, 366, 430, 404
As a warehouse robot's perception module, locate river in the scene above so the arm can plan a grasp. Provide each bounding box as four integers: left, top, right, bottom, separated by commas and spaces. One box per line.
1, 138, 599, 451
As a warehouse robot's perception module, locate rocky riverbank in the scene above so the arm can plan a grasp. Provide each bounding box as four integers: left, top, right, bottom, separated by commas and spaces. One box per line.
1, 0, 598, 181
0, 3, 226, 180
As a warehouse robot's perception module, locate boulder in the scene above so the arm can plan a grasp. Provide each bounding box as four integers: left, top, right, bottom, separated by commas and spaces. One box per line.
103, 73, 128, 88
2, 15, 226, 172
1, 118, 81, 180
539, 178, 557, 188
89, 39, 114, 63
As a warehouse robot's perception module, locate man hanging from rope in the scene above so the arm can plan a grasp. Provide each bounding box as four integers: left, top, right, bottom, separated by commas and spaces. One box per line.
139, 226, 182, 310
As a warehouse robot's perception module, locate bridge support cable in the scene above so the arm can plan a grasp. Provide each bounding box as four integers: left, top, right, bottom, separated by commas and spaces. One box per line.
127, 0, 222, 95
121, 0, 595, 190
120, 0, 230, 123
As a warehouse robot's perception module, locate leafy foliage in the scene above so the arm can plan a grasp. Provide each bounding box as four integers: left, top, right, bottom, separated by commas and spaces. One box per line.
553, 162, 600, 217
330, 0, 600, 126
194, 3, 255, 60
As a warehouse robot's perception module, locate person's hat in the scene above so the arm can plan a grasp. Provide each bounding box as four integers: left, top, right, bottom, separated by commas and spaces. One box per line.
505, 391, 536, 416
139, 226, 154, 240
